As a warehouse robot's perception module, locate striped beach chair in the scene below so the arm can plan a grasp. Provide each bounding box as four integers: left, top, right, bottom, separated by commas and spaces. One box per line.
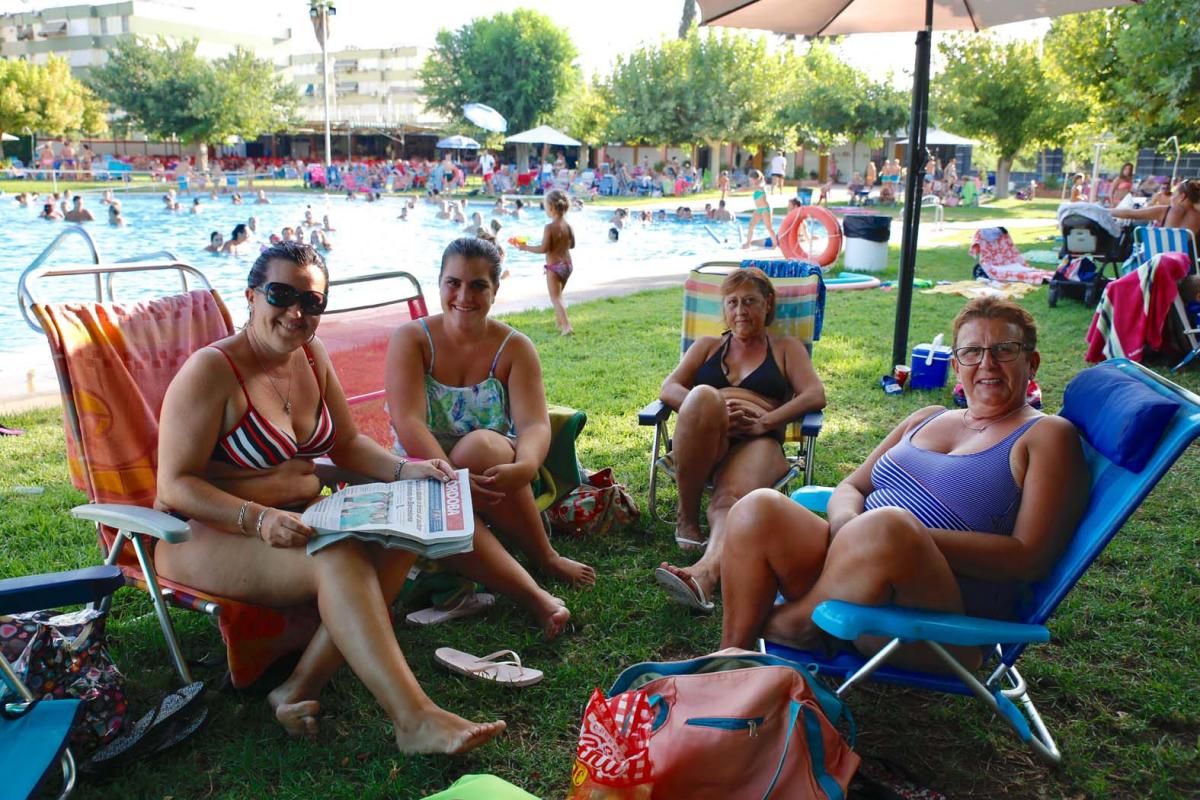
1134, 226, 1197, 275
638, 261, 826, 524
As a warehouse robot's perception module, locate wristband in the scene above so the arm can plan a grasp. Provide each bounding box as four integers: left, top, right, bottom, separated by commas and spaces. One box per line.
255, 508, 268, 540
236, 500, 251, 533
393, 458, 408, 481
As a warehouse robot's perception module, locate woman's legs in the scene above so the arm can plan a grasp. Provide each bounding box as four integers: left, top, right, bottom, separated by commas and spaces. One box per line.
743, 212, 760, 249
155, 526, 504, 753
659, 438, 789, 600
545, 271, 573, 334
451, 429, 595, 586
721, 501, 981, 671
668, 385, 729, 548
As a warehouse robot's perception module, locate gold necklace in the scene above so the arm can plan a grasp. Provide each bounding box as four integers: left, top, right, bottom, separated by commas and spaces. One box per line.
961, 403, 1026, 432
246, 330, 294, 415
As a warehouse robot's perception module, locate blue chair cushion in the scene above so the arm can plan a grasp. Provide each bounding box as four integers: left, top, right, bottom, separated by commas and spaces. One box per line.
1061, 365, 1179, 471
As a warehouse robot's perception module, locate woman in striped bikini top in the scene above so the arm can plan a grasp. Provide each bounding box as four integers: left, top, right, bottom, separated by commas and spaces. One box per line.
153, 243, 505, 755
719, 297, 1091, 674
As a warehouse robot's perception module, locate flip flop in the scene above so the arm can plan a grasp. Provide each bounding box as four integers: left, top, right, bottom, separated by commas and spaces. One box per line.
433, 647, 544, 688
405, 592, 495, 626
0, 425, 23, 436
148, 704, 209, 755
86, 681, 206, 770
654, 567, 715, 614
674, 531, 708, 551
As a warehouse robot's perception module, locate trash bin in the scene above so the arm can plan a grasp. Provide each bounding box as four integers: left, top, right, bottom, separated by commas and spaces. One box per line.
797, 187, 814, 205
842, 214, 891, 273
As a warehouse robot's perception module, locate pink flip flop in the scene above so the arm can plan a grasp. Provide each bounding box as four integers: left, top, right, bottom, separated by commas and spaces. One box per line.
433, 647, 543, 688
404, 592, 495, 626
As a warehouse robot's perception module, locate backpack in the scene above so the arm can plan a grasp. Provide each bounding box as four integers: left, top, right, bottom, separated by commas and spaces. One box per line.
568, 648, 859, 800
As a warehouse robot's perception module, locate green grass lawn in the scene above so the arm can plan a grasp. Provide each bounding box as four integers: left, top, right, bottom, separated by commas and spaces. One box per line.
2, 226, 1198, 798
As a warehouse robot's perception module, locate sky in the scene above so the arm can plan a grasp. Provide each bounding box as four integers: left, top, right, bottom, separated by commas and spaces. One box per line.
0, 0, 1049, 85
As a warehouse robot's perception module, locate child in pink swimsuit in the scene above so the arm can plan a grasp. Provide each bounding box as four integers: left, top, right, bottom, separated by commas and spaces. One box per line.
514, 188, 575, 335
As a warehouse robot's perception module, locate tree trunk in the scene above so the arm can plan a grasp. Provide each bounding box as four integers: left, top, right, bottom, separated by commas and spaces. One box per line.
995, 157, 1013, 200
848, 139, 857, 176
578, 144, 590, 170
709, 139, 721, 187
194, 141, 208, 173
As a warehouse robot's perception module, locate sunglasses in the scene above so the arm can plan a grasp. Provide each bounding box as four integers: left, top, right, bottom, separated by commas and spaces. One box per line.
255, 282, 328, 316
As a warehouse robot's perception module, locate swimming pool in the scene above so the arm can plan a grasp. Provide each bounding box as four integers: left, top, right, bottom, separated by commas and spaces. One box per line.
1, 191, 743, 361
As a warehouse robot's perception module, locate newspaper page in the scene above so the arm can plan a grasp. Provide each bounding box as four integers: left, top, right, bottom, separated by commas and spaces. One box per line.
304, 468, 474, 557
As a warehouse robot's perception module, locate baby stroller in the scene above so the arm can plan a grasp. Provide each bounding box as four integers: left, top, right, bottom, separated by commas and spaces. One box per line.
1049, 203, 1131, 308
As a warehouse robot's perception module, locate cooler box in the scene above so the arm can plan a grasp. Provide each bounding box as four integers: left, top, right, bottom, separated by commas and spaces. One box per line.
843, 214, 892, 273
910, 343, 953, 390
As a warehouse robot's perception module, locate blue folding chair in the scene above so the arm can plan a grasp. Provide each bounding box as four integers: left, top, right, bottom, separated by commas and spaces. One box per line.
765, 359, 1200, 764
1127, 226, 1197, 275
1, 565, 124, 799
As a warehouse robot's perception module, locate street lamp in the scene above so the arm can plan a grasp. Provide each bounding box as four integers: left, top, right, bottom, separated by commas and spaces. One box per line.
309, 1, 336, 169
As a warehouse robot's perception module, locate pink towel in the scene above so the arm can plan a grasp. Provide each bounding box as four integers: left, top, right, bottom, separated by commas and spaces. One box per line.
1086, 252, 1190, 363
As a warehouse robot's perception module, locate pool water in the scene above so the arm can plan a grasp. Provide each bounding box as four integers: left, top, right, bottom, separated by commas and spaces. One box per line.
0, 191, 742, 359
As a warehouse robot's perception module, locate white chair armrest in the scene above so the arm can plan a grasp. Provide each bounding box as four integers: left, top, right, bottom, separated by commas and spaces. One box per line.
71, 504, 191, 544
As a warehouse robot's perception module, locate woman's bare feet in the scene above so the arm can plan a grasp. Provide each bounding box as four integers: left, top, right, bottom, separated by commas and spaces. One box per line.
393, 706, 506, 755
268, 684, 321, 738
542, 553, 596, 587
658, 561, 717, 601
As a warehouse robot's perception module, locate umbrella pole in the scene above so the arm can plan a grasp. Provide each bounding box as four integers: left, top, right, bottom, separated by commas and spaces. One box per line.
891, 0, 934, 369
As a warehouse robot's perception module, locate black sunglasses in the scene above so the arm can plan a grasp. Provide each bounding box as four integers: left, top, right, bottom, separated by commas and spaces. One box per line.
255, 282, 328, 316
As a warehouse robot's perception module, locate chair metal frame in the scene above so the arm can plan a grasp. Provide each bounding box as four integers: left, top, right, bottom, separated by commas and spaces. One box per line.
638, 261, 824, 525
765, 359, 1200, 764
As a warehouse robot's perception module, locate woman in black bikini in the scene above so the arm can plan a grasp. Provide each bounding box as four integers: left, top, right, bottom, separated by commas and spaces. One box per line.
654, 268, 826, 613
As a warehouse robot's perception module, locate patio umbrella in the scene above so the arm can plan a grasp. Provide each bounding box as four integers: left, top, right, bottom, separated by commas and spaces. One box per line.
463, 103, 508, 133
505, 125, 581, 147
436, 135, 481, 150
0, 132, 18, 142
699, 0, 1142, 367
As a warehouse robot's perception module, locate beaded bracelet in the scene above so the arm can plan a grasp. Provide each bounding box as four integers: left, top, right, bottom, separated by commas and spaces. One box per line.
393, 458, 408, 481
255, 508, 268, 540
236, 500, 251, 534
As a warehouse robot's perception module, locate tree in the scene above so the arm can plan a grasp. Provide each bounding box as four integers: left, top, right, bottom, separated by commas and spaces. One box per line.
552, 79, 613, 167
932, 35, 1076, 198
679, 0, 698, 39
775, 41, 859, 161
607, 38, 695, 147
1047, 2, 1200, 149
87, 37, 296, 170
419, 10, 578, 135
0, 55, 107, 141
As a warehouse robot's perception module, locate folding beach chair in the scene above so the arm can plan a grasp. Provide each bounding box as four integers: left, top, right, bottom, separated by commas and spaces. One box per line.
638, 261, 825, 523
1131, 226, 1198, 275
1, 565, 124, 800
765, 358, 1200, 763
20, 257, 432, 689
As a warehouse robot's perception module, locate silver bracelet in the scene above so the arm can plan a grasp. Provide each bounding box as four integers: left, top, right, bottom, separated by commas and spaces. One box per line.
393, 457, 408, 481
255, 508, 268, 539
236, 501, 251, 533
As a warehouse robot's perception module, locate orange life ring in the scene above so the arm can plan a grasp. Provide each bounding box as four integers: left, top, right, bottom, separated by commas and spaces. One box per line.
778, 206, 843, 266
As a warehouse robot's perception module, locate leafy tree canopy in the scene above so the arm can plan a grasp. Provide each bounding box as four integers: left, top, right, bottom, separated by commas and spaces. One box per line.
933, 34, 1077, 197
419, 10, 578, 135
0, 55, 107, 139
87, 37, 297, 147
1046, 2, 1200, 149
608, 31, 785, 147
552, 79, 613, 149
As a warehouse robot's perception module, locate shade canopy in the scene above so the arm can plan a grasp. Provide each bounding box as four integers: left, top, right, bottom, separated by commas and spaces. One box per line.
698, 0, 1138, 34
0, 132, 18, 142
700, 0, 1142, 368
463, 103, 508, 133
895, 128, 978, 146
505, 125, 581, 147
436, 135, 480, 150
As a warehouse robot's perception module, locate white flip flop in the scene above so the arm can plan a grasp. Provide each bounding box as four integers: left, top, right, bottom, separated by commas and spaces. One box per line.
654, 567, 715, 614
405, 592, 495, 626
433, 647, 544, 687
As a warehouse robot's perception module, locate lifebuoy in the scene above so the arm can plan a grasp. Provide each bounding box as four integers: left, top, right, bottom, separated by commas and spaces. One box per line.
778, 206, 843, 266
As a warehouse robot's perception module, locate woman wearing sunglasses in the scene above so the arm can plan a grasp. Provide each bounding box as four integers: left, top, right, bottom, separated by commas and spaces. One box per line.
718, 297, 1089, 671
154, 242, 505, 754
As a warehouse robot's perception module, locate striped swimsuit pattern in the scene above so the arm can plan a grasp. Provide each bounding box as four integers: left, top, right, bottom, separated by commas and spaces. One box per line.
865, 410, 1043, 619
210, 345, 336, 470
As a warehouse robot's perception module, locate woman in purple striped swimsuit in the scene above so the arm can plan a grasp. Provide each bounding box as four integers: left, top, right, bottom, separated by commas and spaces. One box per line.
720, 297, 1089, 671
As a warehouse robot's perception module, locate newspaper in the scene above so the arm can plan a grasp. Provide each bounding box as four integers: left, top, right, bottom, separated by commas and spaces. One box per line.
303, 468, 474, 558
